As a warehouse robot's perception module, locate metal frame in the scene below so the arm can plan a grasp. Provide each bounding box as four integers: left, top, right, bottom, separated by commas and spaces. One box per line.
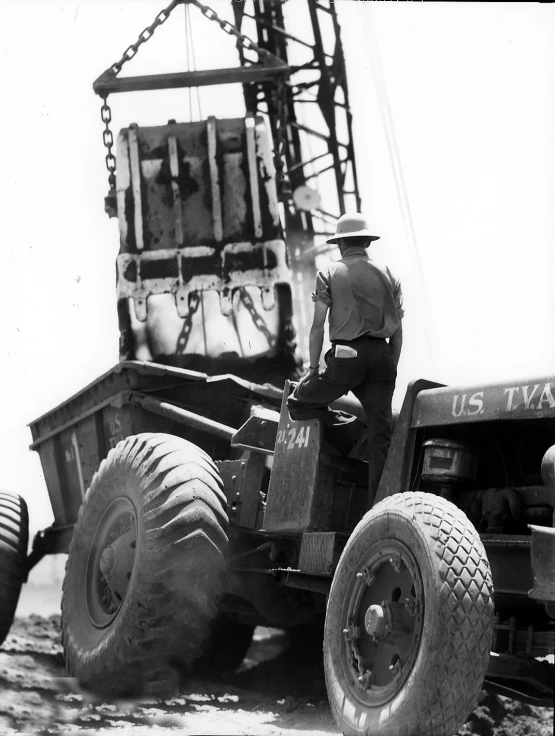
232, 1, 362, 350
232, 0, 361, 223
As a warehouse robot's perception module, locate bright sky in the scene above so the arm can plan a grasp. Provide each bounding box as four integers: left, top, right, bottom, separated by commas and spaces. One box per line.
2, 1, 554, 536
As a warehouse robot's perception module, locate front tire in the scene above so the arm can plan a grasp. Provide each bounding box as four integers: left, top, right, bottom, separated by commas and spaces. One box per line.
62, 433, 228, 698
324, 492, 494, 736
0, 492, 29, 646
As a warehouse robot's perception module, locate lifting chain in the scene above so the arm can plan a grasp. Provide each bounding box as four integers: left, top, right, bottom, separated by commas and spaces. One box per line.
98, 0, 289, 201
109, 0, 180, 76
239, 288, 277, 349
186, 0, 279, 64
176, 288, 276, 354
176, 291, 202, 355
99, 0, 179, 198
100, 97, 116, 194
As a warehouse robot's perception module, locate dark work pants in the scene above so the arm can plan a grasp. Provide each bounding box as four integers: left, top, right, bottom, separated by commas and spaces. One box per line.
287, 336, 397, 506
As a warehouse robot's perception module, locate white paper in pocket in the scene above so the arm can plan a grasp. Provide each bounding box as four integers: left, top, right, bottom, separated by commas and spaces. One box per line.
334, 344, 358, 359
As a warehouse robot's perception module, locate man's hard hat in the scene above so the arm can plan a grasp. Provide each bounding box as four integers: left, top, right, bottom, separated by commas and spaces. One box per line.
326, 213, 380, 244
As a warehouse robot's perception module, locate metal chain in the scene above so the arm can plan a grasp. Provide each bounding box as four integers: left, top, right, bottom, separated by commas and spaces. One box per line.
100, 96, 116, 193
176, 291, 202, 354
109, 0, 181, 76
98, 0, 287, 200
99, 0, 180, 195
239, 288, 277, 349
186, 0, 280, 64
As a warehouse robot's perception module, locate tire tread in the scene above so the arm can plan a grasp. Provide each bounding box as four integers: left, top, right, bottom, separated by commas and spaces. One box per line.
0, 493, 29, 647
325, 491, 494, 736
61, 433, 228, 698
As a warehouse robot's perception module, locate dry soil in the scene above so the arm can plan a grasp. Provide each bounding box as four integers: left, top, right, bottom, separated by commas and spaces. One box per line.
0, 611, 553, 736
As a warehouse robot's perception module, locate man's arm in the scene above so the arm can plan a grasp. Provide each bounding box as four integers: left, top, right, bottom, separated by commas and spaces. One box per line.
389, 321, 403, 365
305, 300, 329, 378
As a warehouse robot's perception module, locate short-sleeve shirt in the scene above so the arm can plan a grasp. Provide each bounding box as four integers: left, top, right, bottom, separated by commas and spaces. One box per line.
312, 249, 404, 341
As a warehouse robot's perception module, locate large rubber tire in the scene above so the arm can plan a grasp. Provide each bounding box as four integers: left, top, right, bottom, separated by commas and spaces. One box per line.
324, 492, 494, 736
0, 492, 29, 646
62, 433, 228, 698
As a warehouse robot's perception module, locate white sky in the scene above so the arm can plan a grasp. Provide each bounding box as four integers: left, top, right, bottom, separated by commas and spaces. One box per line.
2, 1, 555, 536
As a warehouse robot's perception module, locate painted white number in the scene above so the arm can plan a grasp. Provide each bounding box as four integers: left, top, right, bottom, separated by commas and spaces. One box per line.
295, 426, 307, 448
276, 425, 311, 450
286, 428, 296, 449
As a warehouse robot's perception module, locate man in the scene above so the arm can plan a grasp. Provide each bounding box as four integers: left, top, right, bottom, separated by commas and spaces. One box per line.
287, 212, 403, 505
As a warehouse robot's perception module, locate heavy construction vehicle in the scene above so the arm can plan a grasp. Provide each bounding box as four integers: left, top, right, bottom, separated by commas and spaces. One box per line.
1, 3, 553, 736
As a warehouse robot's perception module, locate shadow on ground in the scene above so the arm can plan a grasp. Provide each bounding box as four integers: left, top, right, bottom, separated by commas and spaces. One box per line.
0, 615, 552, 736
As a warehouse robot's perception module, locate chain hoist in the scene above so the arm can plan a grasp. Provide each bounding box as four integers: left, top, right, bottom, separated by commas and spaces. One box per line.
97, 0, 289, 212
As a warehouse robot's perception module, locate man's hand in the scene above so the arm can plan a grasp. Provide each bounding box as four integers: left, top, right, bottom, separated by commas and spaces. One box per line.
298, 365, 318, 386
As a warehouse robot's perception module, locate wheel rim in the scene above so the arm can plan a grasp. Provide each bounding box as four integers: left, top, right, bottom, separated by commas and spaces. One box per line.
341, 539, 424, 707
85, 497, 137, 628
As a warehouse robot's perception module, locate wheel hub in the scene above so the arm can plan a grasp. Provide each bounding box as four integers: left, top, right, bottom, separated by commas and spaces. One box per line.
85, 498, 137, 628
342, 541, 424, 706
364, 604, 389, 640
99, 545, 118, 579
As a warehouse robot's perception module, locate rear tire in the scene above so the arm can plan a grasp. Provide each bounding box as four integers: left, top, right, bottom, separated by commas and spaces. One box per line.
62, 433, 228, 698
324, 492, 494, 736
0, 492, 29, 646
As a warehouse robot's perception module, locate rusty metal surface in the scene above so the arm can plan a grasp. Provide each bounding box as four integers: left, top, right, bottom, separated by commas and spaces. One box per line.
26, 525, 75, 573
412, 377, 555, 427
94, 65, 291, 96
29, 361, 288, 532
28, 361, 207, 440
217, 452, 266, 529
231, 410, 279, 455
114, 116, 297, 381
217, 459, 248, 518
116, 241, 289, 320
528, 525, 555, 602
298, 531, 347, 575
481, 535, 534, 596
263, 416, 323, 533
29, 360, 283, 441
272, 569, 331, 595
37, 440, 69, 526
129, 392, 235, 441
264, 385, 327, 533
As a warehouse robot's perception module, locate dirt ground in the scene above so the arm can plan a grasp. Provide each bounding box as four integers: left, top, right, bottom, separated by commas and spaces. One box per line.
0, 606, 553, 736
